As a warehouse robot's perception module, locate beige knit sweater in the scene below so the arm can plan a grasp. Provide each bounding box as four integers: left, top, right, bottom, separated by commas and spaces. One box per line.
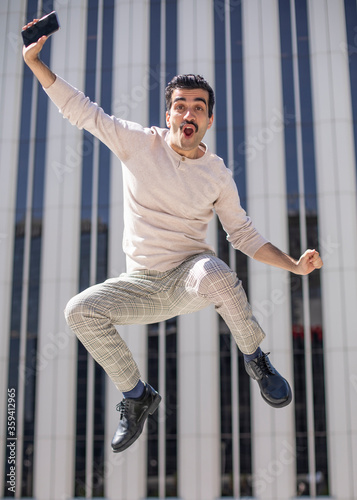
45, 76, 268, 272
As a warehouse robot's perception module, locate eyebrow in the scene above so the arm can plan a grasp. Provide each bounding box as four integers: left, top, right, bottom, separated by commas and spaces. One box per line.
173, 96, 207, 106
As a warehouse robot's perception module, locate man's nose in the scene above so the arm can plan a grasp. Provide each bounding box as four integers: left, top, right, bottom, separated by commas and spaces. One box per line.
184, 108, 196, 121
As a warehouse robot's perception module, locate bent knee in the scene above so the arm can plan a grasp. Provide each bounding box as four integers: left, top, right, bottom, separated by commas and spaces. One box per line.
64, 284, 111, 330
64, 292, 98, 331
64, 295, 83, 329
190, 255, 237, 296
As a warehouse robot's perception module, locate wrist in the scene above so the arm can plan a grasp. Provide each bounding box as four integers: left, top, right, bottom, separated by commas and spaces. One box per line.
23, 56, 56, 88
24, 54, 40, 68
291, 259, 302, 275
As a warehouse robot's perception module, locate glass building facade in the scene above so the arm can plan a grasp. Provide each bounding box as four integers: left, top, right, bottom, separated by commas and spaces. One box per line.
1, 1, 356, 499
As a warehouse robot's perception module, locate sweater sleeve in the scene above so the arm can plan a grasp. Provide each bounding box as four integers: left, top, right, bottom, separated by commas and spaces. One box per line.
214, 171, 269, 258
44, 75, 146, 162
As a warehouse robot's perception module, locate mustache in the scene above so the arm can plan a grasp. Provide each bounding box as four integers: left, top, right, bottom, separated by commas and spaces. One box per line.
180, 120, 198, 132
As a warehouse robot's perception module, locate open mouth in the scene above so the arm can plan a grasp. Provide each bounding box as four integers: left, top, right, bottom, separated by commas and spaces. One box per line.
181, 122, 197, 138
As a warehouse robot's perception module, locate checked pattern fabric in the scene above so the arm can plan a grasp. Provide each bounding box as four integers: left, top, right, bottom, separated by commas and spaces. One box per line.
65, 253, 265, 392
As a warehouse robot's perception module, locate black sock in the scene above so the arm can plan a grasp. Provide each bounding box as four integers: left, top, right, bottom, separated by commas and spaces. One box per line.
122, 379, 145, 399
243, 347, 262, 363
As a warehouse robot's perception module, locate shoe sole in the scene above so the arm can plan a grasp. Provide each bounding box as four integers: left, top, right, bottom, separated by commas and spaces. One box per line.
111, 393, 162, 453
260, 385, 293, 409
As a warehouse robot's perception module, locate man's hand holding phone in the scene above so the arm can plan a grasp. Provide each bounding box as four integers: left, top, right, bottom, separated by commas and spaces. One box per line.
22, 21, 48, 66
22, 11, 60, 45
22, 15, 58, 89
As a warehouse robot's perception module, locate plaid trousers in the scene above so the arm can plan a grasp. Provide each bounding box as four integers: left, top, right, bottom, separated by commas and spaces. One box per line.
64, 253, 265, 392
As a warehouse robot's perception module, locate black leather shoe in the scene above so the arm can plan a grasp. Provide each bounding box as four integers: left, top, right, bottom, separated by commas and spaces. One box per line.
245, 352, 292, 408
111, 383, 161, 453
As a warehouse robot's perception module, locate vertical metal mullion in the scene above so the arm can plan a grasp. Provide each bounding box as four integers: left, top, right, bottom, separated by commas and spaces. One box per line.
86, 1, 104, 497
225, 0, 234, 173
230, 336, 240, 498
86, 355, 95, 498
91, 0, 104, 288
158, 321, 166, 499
224, 1, 240, 496
160, 0, 166, 129
290, 0, 316, 495
15, 75, 39, 499
158, 3, 166, 498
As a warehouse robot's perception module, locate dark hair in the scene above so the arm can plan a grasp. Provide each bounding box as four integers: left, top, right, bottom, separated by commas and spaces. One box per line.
165, 74, 215, 118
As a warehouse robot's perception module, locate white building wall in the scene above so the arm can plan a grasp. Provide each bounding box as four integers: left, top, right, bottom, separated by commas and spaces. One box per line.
177, 2, 220, 500
105, 1, 150, 499
0, 1, 26, 495
242, 1, 296, 499
33, 1, 88, 499
1, 1, 357, 499
307, 1, 357, 499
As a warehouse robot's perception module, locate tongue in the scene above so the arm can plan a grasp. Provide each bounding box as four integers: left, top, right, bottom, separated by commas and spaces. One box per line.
184, 128, 194, 137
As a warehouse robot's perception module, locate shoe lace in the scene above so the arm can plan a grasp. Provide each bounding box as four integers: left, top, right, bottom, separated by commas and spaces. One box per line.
254, 352, 275, 378
115, 399, 129, 419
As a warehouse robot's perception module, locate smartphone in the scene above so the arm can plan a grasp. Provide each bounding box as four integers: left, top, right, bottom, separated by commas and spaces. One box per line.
22, 11, 60, 47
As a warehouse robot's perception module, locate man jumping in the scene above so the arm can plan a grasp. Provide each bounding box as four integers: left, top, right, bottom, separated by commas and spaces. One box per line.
23, 27, 323, 453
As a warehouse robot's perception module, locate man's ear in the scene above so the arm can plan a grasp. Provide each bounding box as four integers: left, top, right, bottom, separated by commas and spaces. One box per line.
207, 114, 214, 129
166, 111, 171, 128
